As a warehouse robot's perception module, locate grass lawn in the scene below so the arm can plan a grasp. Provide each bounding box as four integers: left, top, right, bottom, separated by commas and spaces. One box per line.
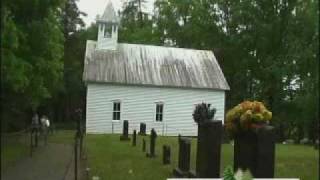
85, 134, 319, 180
47, 130, 76, 144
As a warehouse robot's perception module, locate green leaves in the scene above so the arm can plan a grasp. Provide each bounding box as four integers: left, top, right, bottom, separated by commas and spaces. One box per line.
2, 0, 65, 114
223, 166, 236, 180
192, 103, 217, 124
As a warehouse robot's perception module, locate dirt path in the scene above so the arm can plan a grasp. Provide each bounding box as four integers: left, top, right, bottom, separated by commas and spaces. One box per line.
1, 143, 74, 180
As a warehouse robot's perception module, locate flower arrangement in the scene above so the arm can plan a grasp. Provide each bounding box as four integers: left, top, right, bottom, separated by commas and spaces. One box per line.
225, 100, 272, 137
192, 103, 216, 124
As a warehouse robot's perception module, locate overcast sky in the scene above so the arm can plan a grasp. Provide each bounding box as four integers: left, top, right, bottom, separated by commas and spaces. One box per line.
77, 0, 155, 27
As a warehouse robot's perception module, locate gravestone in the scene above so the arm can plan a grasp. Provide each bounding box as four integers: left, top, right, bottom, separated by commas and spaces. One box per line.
132, 130, 137, 146
234, 125, 276, 178
142, 138, 146, 152
138, 123, 146, 135
146, 128, 157, 158
163, 145, 171, 165
190, 121, 222, 178
120, 120, 130, 141
173, 136, 191, 177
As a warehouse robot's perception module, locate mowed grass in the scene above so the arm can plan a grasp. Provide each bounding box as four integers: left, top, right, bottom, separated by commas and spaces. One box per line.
85, 134, 319, 180
47, 130, 75, 144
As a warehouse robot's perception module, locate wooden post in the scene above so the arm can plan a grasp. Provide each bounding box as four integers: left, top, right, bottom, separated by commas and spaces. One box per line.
30, 128, 33, 157
35, 125, 38, 147
74, 136, 78, 180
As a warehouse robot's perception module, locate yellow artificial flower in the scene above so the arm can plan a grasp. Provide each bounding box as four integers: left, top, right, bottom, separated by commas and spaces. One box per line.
241, 101, 253, 111
263, 110, 272, 121
252, 113, 264, 122
252, 101, 265, 113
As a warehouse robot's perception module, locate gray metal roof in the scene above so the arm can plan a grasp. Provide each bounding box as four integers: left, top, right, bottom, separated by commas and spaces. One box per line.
97, 1, 119, 23
83, 40, 230, 90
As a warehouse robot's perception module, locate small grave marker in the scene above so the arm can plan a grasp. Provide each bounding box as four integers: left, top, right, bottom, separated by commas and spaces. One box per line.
146, 128, 157, 158
173, 136, 191, 177
138, 123, 146, 135
120, 120, 130, 141
132, 130, 137, 146
142, 138, 146, 152
163, 145, 171, 165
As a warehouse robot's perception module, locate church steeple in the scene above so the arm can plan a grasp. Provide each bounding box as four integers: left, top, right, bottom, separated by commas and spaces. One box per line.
96, 1, 119, 50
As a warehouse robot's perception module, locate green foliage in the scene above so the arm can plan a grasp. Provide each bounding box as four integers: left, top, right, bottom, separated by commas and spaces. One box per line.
2, 0, 318, 139
1, 0, 65, 129
1, 0, 86, 131
223, 166, 236, 180
118, 0, 162, 45
146, 0, 318, 141
192, 103, 217, 124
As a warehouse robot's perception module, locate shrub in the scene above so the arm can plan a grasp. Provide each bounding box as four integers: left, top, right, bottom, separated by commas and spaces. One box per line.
192, 103, 216, 124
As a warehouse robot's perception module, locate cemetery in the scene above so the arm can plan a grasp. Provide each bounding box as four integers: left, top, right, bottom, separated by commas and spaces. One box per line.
83, 102, 319, 180
2, 0, 318, 180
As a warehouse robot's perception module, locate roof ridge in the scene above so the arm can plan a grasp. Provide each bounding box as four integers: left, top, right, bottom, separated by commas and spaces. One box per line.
118, 43, 214, 53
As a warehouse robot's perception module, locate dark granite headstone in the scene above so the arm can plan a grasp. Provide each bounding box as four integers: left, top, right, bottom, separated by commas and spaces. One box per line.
138, 123, 146, 135
142, 138, 146, 152
190, 121, 222, 178
132, 130, 137, 146
173, 136, 191, 177
120, 120, 130, 141
163, 145, 171, 165
234, 125, 275, 178
146, 128, 157, 158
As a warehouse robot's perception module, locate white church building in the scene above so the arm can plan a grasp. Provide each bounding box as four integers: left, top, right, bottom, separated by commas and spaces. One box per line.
83, 2, 230, 136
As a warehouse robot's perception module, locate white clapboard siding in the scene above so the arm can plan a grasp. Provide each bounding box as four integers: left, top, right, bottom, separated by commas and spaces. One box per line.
86, 83, 225, 136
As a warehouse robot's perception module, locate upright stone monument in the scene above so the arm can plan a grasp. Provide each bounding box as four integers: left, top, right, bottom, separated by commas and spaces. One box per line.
120, 120, 130, 141
132, 130, 137, 146
146, 128, 157, 158
173, 136, 191, 177
138, 123, 146, 135
190, 121, 222, 178
142, 138, 146, 152
234, 125, 276, 178
163, 145, 171, 165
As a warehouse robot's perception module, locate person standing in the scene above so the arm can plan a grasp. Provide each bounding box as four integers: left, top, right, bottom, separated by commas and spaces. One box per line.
40, 115, 48, 145
31, 113, 39, 147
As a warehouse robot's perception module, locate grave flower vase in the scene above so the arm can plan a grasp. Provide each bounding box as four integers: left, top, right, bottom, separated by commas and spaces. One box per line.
233, 125, 276, 178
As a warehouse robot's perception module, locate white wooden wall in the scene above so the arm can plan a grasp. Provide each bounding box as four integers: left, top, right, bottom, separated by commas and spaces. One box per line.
86, 83, 226, 136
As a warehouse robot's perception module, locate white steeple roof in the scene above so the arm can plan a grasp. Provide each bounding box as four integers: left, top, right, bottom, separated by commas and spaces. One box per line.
97, 1, 119, 23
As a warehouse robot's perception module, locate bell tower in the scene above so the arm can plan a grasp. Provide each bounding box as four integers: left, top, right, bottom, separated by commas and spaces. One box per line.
96, 1, 119, 50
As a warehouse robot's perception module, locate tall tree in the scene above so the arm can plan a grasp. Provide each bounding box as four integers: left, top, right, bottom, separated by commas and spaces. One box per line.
1, 0, 65, 131
58, 0, 87, 123
119, 0, 161, 44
